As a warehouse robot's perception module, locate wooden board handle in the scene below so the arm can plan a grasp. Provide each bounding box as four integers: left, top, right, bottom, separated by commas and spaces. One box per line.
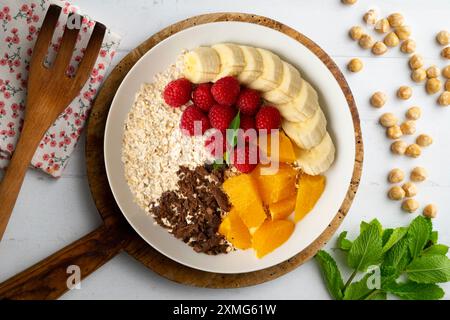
0, 225, 127, 300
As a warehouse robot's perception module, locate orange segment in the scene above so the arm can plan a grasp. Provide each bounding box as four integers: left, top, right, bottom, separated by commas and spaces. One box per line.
294, 173, 326, 222
269, 196, 296, 220
258, 131, 296, 163
222, 174, 267, 230
252, 163, 297, 204
219, 209, 252, 250
252, 220, 295, 258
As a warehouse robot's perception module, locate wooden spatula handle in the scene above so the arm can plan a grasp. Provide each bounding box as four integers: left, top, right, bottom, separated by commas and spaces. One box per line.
0, 225, 127, 300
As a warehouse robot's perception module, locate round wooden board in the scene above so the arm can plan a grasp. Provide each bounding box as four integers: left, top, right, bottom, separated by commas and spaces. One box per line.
86, 12, 363, 289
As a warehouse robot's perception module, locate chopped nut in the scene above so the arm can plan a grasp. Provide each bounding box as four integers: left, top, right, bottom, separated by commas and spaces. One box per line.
341, 0, 357, 5
410, 167, 428, 182
402, 182, 418, 197
370, 91, 387, 108
395, 26, 411, 40
384, 32, 400, 47
401, 39, 416, 53
438, 91, 450, 106
443, 66, 450, 79
436, 30, 450, 46
388, 186, 406, 201
391, 140, 408, 155
409, 54, 424, 70
380, 113, 398, 127
375, 18, 390, 33
387, 125, 403, 139
349, 26, 364, 40
359, 34, 375, 49
372, 41, 388, 55
426, 78, 442, 94
442, 47, 450, 59
423, 204, 437, 219
402, 199, 419, 213
405, 144, 421, 158
411, 68, 427, 83
405, 106, 421, 120
387, 13, 404, 28
400, 120, 416, 135
347, 58, 363, 72
388, 168, 405, 183
426, 66, 440, 78
363, 9, 377, 25
397, 86, 412, 100
416, 134, 433, 147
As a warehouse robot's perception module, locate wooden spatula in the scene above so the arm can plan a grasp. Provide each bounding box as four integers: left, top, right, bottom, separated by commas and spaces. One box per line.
0, 5, 105, 241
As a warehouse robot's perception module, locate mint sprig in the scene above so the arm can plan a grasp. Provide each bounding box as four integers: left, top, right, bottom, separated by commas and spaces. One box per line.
315, 216, 450, 300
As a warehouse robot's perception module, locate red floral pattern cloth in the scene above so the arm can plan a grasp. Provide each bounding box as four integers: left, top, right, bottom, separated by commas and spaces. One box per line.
0, 0, 121, 177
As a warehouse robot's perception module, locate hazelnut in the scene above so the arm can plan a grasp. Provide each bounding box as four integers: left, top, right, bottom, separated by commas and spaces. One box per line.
443, 66, 450, 79
359, 34, 375, 49
370, 91, 387, 108
387, 13, 404, 28
388, 168, 405, 183
384, 32, 400, 47
410, 167, 428, 182
395, 26, 411, 40
388, 186, 405, 201
363, 9, 377, 25
349, 26, 364, 40
438, 91, 450, 106
372, 41, 388, 55
402, 199, 419, 213
342, 0, 357, 5
401, 39, 416, 53
348, 58, 363, 72
375, 18, 390, 33
405, 106, 421, 120
397, 86, 412, 100
409, 54, 424, 70
442, 47, 450, 59
446, 80, 450, 91
380, 113, 398, 127
423, 204, 437, 219
411, 68, 427, 83
400, 120, 416, 135
391, 140, 408, 155
416, 134, 433, 147
426, 78, 442, 94
405, 144, 421, 158
387, 125, 403, 139
436, 30, 450, 46
402, 182, 418, 197
426, 66, 440, 78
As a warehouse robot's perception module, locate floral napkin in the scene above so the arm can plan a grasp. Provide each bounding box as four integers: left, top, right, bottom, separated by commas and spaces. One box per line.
0, 0, 121, 177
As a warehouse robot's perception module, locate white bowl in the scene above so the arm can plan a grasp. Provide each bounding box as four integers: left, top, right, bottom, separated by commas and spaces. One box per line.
104, 22, 356, 274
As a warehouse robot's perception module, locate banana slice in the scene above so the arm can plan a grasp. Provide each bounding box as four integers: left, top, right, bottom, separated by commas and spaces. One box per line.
247, 48, 283, 92
237, 45, 263, 85
262, 61, 302, 104
275, 81, 320, 123
294, 132, 335, 176
212, 43, 245, 80
282, 108, 327, 149
183, 47, 221, 83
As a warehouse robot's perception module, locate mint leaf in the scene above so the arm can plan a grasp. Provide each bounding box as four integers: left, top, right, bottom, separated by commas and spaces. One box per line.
422, 244, 449, 256
383, 237, 411, 273
343, 274, 372, 300
315, 250, 344, 300
384, 281, 444, 300
382, 227, 408, 253
348, 223, 383, 271
360, 219, 382, 235
407, 216, 432, 259
337, 231, 352, 251
382, 229, 393, 246
226, 111, 241, 149
430, 231, 439, 245
406, 255, 450, 283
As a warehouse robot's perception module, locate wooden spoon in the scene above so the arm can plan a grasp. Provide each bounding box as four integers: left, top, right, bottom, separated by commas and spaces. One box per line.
0, 5, 105, 241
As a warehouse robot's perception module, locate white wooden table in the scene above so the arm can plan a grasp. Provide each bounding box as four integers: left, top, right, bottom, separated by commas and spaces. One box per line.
0, 0, 449, 300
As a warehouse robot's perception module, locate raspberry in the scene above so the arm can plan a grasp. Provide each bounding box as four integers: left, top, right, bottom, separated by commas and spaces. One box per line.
211, 76, 240, 106
208, 104, 236, 132
236, 88, 261, 116
163, 78, 192, 108
204, 130, 228, 158
239, 114, 257, 143
192, 83, 215, 112
255, 106, 281, 132
180, 105, 210, 136
231, 144, 258, 173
